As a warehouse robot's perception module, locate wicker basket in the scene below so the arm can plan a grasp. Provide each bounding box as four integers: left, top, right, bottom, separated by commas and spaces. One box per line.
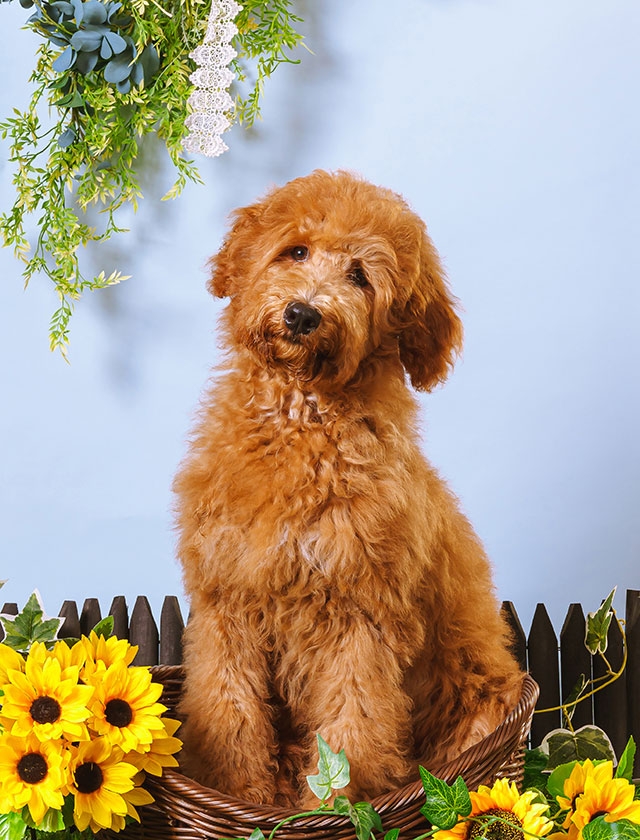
114, 667, 539, 840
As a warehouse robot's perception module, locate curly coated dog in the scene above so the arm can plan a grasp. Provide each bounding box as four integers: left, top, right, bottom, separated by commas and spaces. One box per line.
174, 170, 523, 807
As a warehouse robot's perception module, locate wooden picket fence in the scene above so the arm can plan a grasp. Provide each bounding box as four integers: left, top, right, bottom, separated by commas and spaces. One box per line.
1, 589, 639, 774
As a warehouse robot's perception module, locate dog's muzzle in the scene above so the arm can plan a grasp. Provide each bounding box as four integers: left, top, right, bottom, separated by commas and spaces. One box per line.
283, 301, 322, 336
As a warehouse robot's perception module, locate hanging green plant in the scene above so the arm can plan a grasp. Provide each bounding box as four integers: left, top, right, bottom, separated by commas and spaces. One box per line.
0, 0, 304, 356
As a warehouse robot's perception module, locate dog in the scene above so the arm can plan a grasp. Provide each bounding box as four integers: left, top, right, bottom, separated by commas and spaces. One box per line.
173, 170, 523, 807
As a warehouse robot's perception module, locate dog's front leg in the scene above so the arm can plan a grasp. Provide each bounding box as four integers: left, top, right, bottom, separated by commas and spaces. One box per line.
178, 595, 278, 803
287, 618, 413, 806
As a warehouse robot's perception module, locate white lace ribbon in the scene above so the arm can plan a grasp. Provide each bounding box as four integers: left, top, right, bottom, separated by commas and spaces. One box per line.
182, 0, 241, 157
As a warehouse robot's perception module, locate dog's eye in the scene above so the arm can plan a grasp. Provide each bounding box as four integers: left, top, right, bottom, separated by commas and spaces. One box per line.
290, 246, 309, 262
348, 263, 369, 288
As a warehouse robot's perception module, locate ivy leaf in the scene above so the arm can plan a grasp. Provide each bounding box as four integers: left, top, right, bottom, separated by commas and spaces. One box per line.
305, 734, 350, 802
523, 748, 549, 793
0, 812, 27, 840
540, 726, 615, 771
615, 737, 636, 782
384, 832, 400, 840
248, 831, 265, 840
583, 817, 640, 840
91, 615, 113, 639
0, 591, 62, 651
419, 768, 471, 831
585, 588, 616, 655
332, 798, 383, 840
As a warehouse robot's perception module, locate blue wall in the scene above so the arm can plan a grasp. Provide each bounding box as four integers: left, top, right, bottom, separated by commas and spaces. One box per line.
1, 0, 638, 633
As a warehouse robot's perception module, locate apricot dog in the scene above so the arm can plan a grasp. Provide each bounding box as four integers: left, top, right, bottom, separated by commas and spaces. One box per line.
174, 170, 522, 807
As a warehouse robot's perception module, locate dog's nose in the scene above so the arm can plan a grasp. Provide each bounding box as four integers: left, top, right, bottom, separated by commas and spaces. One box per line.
283, 302, 322, 336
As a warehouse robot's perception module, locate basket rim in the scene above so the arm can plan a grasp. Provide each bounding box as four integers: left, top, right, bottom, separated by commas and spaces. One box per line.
148, 667, 539, 825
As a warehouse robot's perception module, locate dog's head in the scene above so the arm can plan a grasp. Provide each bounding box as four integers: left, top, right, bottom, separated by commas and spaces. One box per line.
210, 170, 462, 390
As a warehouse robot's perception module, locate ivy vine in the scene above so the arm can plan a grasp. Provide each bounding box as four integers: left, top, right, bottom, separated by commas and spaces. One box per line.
0, 0, 304, 356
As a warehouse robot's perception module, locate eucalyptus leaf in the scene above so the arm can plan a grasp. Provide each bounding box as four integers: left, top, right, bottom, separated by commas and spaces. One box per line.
82, 0, 107, 23
70, 29, 103, 52
104, 30, 126, 54
76, 50, 99, 74
58, 127, 77, 148
104, 50, 134, 83
52, 48, 76, 73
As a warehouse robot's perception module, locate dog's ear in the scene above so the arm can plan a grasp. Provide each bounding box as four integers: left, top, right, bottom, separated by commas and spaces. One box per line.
208, 204, 263, 298
397, 229, 463, 391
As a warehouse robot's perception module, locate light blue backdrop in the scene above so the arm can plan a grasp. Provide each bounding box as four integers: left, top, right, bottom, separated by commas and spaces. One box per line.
1, 0, 638, 635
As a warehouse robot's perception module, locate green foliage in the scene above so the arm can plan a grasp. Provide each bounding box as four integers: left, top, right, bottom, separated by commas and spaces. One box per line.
0, 0, 305, 356
540, 726, 616, 771
419, 768, 471, 831
91, 614, 114, 638
233, 0, 305, 126
0, 812, 26, 840
333, 797, 383, 840
306, 734, 351, 802
0, 591, 62, 651
585, 588, 616, 655
524, 748, 550, 793
615, 737, 636, 782
583, 817, 640, 840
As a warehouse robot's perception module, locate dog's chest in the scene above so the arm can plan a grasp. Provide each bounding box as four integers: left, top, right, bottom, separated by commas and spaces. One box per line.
202, 391, 415, 585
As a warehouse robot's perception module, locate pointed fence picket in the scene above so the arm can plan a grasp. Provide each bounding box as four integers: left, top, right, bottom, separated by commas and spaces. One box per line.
0, 590, 639, 775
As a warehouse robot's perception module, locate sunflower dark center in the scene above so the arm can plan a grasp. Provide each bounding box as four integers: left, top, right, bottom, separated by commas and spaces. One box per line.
75, 761, 104, 794
590, 812, 608, 822
105, 697, 133, 727
30, 695, 61, 724
17, 752, 48, 784
469, 808, 524, 840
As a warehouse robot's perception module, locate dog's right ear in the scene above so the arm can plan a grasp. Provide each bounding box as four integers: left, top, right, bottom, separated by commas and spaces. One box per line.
208, 204, 263, 298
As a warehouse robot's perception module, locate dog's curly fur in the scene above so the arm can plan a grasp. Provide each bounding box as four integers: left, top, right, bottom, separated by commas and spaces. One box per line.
174, 170, 523, 807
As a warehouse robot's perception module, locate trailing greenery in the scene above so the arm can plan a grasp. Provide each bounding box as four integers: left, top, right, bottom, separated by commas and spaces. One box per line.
0, 0, 305, 356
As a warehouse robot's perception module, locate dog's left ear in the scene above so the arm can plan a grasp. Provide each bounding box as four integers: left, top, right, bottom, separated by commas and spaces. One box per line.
208, 204, 263, 298
397, 229, 463, 391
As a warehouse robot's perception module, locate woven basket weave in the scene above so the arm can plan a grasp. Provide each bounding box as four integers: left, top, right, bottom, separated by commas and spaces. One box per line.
114, 666, 538, 840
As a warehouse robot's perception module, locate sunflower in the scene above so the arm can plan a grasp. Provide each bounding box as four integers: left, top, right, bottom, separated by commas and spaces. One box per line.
125, 716, 182, 776
569, 770, 640, 839
0, 643, 25, 687
434, 777, 553, 840
80, 631, 138, 680
87, 661, 166, 752
1, 652, 93, 742
0, 733, 68, 823
69, 738, 151, 832
556, 760, 614, 829
29, 639, 87, 676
